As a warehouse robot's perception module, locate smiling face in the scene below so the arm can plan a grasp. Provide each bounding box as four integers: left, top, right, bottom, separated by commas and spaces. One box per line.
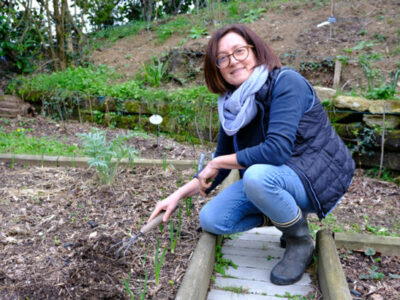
217, 32, 257, 88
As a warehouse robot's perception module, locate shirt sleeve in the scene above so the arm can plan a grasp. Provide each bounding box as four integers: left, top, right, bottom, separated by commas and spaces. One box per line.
236, 70, 314, 167
194, 125, 234, 193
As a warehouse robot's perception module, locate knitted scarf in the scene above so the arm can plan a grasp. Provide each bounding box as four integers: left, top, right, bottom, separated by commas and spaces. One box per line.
218, 65, 269, 136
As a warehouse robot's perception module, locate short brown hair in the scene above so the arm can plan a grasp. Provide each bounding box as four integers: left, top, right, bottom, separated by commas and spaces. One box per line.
204, 24, 282, 94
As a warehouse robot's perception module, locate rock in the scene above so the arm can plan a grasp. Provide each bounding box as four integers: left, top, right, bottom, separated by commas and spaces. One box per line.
314, 86, 336, 101
369, 100, 400, 114
89, 231, 98, 240
334, 95, 371, 112
369, 294, 384, 300
8, 225, 28, 236
363, 114, 400, 129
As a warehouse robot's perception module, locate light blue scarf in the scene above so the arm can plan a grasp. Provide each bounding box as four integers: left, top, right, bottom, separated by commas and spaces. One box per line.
218, 65, 269, 136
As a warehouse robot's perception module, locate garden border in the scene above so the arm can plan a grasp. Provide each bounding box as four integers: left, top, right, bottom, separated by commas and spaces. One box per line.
3, 154, 399, 299
0, 153, 197, 170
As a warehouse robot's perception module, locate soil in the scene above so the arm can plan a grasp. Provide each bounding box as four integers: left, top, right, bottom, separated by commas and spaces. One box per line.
0, 162, 214, 299
1, 116, 399, 299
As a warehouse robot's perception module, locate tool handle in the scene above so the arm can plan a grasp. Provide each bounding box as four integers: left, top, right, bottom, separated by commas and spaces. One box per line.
140, 212, 165, 234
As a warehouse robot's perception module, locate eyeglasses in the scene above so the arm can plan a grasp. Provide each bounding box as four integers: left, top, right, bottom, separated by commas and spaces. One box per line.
216, 45, 253, 69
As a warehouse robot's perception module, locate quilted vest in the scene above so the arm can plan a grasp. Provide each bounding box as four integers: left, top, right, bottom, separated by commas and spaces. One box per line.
236, 67, 355, 219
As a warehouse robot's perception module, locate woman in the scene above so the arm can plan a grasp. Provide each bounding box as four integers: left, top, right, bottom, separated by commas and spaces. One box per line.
148, 24, 355, 285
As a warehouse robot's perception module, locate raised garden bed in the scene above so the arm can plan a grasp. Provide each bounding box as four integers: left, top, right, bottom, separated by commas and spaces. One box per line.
0, 162, 213, 299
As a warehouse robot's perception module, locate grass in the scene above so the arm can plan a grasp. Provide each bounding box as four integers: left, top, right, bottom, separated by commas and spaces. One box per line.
0, 128, 81, 156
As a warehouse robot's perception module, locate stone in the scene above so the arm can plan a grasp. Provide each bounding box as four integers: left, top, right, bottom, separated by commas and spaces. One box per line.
369, 100, 400, 114
334, 95, 371, 112
363, 114, 400, 129
314, 86, 336, 101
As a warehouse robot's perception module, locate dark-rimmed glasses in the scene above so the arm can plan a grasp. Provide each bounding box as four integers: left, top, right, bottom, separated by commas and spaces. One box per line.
216, 45, 253, 69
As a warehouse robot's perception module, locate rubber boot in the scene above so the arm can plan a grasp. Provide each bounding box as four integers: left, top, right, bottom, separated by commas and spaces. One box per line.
257, 214, 273, 227
270, 210, 314, 285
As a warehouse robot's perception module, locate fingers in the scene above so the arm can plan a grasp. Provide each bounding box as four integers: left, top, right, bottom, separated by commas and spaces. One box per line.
147, 206, 161, 223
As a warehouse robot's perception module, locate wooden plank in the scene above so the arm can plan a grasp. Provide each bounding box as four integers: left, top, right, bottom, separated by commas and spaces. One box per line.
333, 59, 342, 88
214, 277, 313, 297
234, 232, 281, 242
317, 230, 351, 300
245, 227, 282, 236
334, 232, 400, 256
220, 266, 312, 286
207, 289, 283, 300
175, 232, 216, 300
221, 245, 283, 258
223, 239, 281, 250
222, 254, 280, 269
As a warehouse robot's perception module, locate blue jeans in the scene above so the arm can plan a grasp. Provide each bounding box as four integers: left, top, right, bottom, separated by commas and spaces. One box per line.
199, 164, 316, 235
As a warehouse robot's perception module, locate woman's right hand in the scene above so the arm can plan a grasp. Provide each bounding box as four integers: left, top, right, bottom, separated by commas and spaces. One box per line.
147, 178, 200, 224
147, 194, 180, 224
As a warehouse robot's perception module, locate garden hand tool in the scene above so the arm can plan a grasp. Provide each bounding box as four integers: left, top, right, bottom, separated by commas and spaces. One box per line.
110, 211, 168, 259
111, 153, 206, 260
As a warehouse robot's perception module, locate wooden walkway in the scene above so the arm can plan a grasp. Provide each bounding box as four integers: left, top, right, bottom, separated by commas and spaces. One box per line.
207, 227, 314, 300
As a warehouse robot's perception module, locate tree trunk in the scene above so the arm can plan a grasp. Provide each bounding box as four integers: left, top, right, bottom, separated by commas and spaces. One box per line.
53, 0, 67, 70
44, 0, 60, 71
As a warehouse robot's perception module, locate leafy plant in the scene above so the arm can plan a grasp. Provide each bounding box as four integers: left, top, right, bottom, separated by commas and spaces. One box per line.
189, 26, 208, 39
359, 265, 384, 280
358, 53, 400, 100
0, 128, 81, 156
240, 8, 266, 23
214, 235, 238, 276
138, 56, 170, 87
154, 238, 167, 285
77, 128, 138, 185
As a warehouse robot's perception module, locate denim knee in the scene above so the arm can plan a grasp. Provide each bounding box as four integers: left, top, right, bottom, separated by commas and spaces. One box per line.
199, 204, 225, 235
242, 164, 275, 204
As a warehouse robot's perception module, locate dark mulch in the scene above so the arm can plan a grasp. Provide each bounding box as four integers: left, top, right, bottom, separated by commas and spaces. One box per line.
1, 116, 399, 299
0, 162, 213, 299
339, 248, 400, 300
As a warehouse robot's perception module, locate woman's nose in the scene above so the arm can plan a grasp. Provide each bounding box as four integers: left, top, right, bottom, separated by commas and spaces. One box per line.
229, 55, 240, 66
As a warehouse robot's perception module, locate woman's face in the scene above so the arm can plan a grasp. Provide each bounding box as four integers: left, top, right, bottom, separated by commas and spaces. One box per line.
217, 32, 257, 88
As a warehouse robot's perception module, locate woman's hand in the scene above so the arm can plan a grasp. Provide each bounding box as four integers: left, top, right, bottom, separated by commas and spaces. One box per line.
147, 195, 179, 224
147, 178, 200, 224
197, 163, 219, 196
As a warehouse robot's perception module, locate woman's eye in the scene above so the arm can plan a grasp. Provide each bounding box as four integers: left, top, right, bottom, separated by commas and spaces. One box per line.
218, 56, 228, 62
235, 48, 245, 55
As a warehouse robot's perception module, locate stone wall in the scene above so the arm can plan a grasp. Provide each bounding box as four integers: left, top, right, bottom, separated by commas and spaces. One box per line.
314, 87, 400, 172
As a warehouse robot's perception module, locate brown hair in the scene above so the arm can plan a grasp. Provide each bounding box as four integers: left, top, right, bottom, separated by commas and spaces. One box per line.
204, 24, 282, 94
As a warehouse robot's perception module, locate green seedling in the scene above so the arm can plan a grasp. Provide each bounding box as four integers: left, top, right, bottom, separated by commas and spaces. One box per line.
184, 196, 192, 218
123, 267, 148, 300
154, 238, 167, 285
169, 206, 182, 254
359, 265, 384, 280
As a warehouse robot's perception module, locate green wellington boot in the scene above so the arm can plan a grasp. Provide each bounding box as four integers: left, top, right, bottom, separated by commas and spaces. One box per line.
270, 210, 314, 285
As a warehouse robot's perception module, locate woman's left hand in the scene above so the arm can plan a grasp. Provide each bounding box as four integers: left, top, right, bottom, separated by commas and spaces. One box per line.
197, 163, 219, 196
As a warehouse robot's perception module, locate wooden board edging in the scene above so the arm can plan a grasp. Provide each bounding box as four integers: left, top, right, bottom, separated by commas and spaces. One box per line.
175, 232, 216, 300
317, 229, 352, 300
334, 232, 400, 256
0, 154, 197, 170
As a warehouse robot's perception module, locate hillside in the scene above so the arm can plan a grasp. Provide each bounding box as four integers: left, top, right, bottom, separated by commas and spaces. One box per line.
90, 0, 400, 91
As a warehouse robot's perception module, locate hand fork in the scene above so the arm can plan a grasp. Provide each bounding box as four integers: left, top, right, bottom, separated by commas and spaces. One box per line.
110, 212, 166, 260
